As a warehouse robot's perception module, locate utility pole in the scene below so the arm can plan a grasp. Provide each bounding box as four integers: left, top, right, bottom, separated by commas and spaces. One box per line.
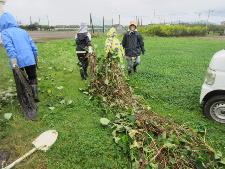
89, 13, 92, 28
198, 12, 202, 23
119, 14, 121, 25
153, 9, 156, 24
47, 15, 50, 27
134, 15, 147, 25
194, 12, 202, 23
30, 16, 32, 25
206, 9, 214, 30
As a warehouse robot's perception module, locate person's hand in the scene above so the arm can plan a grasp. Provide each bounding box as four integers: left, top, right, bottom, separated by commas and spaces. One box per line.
88, 46, 93, 54
11, 58, 18, 68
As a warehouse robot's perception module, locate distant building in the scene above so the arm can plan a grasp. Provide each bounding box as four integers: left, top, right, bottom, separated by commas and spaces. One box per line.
221, 21, 225, 25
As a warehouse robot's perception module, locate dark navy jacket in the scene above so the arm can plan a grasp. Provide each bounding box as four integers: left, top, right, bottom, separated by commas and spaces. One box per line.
122, 31, 145, 57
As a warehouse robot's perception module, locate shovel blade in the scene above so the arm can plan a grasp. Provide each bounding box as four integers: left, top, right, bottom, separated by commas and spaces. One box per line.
32, 130, 58, 152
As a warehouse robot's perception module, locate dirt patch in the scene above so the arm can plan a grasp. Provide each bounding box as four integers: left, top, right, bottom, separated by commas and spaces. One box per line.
29, 31, 75, 42
0, 147, 18, 169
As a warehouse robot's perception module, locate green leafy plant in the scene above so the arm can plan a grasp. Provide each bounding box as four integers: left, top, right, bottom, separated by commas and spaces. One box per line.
139, 25, 207, 37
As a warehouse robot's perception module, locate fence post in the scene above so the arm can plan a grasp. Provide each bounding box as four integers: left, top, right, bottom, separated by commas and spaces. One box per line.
103, 16, 105, 33
90, 13, 95, 34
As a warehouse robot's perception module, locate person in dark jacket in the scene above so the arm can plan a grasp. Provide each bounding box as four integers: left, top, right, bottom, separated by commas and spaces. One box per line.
122, 21, 145, 74
75, 23, 93, 80
0, 12, 39, 102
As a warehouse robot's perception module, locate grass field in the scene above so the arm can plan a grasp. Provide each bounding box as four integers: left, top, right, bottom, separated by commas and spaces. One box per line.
0, 36, 225, 168
129, 37, 225, 154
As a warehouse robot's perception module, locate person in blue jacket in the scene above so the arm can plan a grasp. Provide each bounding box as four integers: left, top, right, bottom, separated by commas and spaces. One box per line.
0, 12, 39, 101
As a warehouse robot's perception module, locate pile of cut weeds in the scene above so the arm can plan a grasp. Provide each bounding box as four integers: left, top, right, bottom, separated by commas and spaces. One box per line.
88, 56, 225, 169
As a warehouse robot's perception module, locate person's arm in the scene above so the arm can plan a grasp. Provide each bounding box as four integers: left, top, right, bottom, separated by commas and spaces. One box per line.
138, 33, 145, 55
2, 31, 18, 67
75, 33, 78, 40
87, 32, 92, 42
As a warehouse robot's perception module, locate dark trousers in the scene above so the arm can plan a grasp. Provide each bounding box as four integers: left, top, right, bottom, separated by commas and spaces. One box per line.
77, 53, 89, 78
20, 65, 37, 85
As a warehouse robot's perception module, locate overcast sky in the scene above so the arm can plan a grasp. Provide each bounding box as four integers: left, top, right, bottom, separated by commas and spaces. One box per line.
4, 0, 225, 25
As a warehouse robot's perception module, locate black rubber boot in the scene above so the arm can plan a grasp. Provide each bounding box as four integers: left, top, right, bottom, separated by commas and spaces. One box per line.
133, 64, 137, 73
80, 68, 86, 80
133, 65, 137, 73
31, 85, 39, 102
84, 69, 88, 78
128, 69, 132, 75
83, 60, 88, 79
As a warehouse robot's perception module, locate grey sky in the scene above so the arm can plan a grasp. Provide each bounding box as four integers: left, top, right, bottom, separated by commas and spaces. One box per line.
4, 0, 225, 25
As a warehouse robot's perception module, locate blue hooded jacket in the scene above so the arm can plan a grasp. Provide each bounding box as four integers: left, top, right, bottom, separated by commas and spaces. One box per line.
0, 12, 38, 68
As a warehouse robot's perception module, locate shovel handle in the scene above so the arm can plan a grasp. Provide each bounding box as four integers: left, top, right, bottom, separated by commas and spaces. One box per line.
3, 148, 37, 169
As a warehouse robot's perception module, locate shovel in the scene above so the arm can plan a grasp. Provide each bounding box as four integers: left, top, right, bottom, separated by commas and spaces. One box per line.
3, 130, 58, 169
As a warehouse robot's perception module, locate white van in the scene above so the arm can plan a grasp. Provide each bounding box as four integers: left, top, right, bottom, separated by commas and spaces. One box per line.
200, 49, 225, 124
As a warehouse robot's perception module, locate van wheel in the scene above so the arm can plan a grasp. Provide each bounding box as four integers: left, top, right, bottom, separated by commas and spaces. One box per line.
204, 95, 225, 124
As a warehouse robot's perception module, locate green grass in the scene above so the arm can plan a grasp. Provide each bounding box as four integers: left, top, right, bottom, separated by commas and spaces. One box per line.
128, 37, 225, 154
0, 36, 225, 168
0, 40, 128, 169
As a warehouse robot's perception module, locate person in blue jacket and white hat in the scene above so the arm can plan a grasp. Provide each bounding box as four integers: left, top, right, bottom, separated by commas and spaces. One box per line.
0, 12, 39, 101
